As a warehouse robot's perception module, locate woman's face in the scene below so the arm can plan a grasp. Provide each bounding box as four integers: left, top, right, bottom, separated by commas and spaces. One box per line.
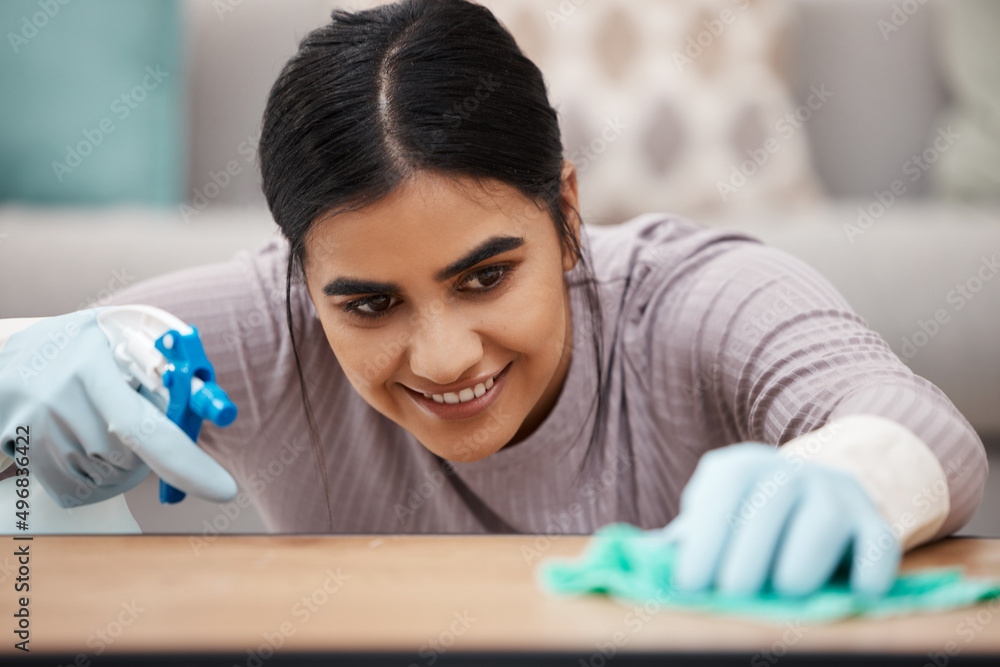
302, 161, 581, 462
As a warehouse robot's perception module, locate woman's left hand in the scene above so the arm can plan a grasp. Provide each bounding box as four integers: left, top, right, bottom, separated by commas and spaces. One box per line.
657, 442, 900, 597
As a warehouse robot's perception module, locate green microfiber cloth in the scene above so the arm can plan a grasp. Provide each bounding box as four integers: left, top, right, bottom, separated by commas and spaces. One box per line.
538, 523, 1000, 623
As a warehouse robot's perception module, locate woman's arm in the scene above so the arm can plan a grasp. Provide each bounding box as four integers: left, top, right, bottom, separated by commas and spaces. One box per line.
667, 239, 987, 548
637, 228, 986, 595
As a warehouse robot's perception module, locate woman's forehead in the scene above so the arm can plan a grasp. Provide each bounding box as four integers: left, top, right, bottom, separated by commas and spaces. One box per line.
304, 172, 545, 263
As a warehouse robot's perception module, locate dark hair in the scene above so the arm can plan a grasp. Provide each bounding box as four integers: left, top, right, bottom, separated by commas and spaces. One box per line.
258, 0, 608, 530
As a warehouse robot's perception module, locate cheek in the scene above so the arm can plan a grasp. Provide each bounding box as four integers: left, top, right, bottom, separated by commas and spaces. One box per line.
313, 266, 567, 394
317, 315, 404, 394
490, 270, 568, 364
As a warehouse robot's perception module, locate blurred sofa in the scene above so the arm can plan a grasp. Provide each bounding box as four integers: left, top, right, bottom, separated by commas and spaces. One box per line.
1, 0, 997, 533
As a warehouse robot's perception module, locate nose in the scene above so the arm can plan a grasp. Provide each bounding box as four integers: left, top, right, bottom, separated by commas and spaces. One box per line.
408, 303, 483, 386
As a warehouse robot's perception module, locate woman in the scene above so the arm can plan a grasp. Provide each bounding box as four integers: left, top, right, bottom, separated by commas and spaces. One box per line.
0, 0, 987, 598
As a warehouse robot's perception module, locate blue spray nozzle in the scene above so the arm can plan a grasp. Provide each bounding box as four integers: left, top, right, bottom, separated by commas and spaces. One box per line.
191, 381, 238, 427
155, 326, 237, 504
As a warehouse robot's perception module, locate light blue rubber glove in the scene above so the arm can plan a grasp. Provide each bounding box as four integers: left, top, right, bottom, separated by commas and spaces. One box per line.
0, 309, 238, 508
658, 442, 900, 598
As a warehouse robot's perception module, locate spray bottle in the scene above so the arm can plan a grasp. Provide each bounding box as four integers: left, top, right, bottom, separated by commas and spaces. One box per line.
0, 305, 237, 533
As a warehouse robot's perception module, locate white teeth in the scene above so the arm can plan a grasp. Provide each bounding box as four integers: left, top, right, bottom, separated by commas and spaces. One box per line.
421, 370, 504, 405
427, 370, 501, 405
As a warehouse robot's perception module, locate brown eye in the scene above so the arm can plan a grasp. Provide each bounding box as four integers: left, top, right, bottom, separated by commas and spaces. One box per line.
463, 265, 512, 292
367, 295, 392, 312
344, 293, 399, 320
477, 268, 503, 287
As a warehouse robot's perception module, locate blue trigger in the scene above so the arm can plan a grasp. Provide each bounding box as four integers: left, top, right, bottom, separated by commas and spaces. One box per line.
153, 326, 238, 504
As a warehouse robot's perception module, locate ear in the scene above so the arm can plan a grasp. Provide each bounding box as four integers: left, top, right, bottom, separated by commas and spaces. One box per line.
559, 158, 582, 272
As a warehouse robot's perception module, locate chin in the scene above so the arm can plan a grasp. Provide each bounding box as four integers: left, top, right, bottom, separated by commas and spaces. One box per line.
418, 432, 509, 464
399, 396, 525, 463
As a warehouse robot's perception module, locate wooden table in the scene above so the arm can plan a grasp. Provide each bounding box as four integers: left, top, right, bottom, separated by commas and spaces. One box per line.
2, 534, 1000, 665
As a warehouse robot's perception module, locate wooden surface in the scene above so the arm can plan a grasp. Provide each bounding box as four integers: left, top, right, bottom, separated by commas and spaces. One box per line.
2, 534, 1000, 656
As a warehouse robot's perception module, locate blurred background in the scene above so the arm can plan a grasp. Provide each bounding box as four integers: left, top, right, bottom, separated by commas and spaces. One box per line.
0, 0, 997, 536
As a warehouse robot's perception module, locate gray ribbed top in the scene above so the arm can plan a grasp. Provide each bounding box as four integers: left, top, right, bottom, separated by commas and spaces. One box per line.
108, 214, 987, 535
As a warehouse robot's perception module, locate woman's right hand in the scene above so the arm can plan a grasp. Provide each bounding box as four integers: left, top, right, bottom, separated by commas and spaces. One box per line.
0, 308, 238, 508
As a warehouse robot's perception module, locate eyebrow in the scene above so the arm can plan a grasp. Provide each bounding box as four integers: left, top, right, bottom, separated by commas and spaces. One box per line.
322, 235, 526, 297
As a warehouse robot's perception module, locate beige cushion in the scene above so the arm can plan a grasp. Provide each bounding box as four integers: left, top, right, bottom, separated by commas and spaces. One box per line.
932, 0, 1000, 200
488, 0, 825, 224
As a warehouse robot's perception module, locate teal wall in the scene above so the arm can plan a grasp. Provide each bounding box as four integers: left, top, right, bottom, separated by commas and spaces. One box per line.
0, 0, 183, 205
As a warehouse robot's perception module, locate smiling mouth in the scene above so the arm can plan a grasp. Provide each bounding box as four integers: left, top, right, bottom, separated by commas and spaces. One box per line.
404, 363, 512, 422
419, 367, 506, 405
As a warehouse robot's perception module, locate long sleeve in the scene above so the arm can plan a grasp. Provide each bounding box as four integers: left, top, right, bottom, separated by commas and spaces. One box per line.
678, 240, 987, 539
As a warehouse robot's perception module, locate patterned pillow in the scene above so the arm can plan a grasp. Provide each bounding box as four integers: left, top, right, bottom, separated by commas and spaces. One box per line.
932, 0, 1000, 200
487, 0, 826, 224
